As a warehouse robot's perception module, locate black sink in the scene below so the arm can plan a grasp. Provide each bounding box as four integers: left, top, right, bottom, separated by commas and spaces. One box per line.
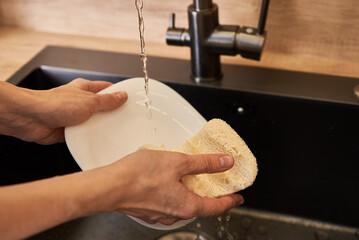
2, 46, 359, 239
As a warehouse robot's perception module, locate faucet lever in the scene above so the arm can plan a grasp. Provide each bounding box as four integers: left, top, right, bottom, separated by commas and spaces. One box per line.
169, 13, 175, 29
257, 0, 270, 35
166, 13, 190, 46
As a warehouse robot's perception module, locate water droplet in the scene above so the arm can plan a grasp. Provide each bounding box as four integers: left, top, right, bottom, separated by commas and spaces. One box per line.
217, 230, 224, 239
196, 222, 201, 229
225, 212, 231, 221
216, 212, 233, 240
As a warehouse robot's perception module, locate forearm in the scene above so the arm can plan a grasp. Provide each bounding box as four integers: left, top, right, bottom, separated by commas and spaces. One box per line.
0, 81, 39, 139
0, 166, 126, 240
0, 176, 78, 240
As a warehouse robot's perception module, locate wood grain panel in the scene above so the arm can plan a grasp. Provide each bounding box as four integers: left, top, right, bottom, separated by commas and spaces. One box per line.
0, 0, 358, 76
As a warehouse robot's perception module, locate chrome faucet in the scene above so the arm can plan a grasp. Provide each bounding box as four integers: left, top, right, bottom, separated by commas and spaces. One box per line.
166, 0, 270, 82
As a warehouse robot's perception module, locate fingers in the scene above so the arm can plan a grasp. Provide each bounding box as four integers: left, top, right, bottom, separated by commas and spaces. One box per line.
139, 218, 157, 225
194, 194, 244, 218
180, 154, 234, 177
69, 78, 128, 111
138, 217, 179, 226
158, 217, 179, 225
131, 194, 243, 226
95, 91, 128, 111
141, 194, 244, 224
70, 78, 113, 93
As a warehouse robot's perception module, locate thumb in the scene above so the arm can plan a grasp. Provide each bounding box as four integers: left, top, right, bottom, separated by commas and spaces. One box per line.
95, 91, 128, 111
180, 154, 234, 177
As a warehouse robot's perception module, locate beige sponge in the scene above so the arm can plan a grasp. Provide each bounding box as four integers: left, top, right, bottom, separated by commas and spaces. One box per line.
142, 119, 257, 198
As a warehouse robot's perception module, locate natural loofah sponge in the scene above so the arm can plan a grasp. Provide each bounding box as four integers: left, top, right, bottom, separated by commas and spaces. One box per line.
142, 119, 257, 198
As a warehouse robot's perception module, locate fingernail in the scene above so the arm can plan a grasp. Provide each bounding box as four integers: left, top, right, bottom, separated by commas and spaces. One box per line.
116, 91, 127, 99
238, 196, 245, 205
219, 155, 234, 168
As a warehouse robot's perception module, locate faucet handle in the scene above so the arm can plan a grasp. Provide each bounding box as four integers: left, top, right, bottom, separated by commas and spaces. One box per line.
257, 0, 270, 35
166, 13, 190, 46
169, 13, 176, 29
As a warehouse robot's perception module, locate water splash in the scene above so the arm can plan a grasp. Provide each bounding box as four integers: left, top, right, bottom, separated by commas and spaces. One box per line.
217, 212, 234, 240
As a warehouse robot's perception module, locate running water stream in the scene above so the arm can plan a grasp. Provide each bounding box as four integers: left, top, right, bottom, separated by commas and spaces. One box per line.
135, 0, 156, 136
135, 3, 234, 238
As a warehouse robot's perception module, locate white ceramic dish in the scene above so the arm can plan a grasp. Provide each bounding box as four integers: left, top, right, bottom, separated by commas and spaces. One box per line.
65, 78, 207, 230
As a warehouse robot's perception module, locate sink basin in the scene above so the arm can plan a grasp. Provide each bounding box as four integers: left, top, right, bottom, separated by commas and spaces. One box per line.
2, 46, 359, 239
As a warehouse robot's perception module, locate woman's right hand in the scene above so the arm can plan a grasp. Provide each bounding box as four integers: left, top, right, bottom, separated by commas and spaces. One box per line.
0, 150, 244, 240
85, 150, 244, 225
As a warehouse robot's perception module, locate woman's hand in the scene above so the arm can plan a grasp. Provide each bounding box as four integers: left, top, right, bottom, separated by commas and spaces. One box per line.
0, 151, 243, 239
83, 150, 244, 226
0, 79, 127, 144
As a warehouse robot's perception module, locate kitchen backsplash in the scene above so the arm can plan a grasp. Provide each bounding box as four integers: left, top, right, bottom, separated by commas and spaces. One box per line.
0, 0, 358, 69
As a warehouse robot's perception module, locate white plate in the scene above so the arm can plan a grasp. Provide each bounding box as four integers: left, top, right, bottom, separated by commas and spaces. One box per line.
65, 78, 207, 230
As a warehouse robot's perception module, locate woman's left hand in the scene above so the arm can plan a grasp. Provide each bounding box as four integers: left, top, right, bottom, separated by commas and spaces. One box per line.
0, 79, 127, 144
